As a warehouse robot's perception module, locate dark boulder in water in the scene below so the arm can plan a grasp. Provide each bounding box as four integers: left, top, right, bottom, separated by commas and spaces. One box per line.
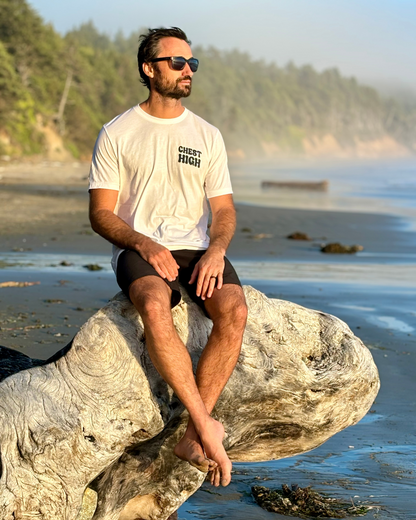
287, 232, 312, 240
321, 242, 364, 254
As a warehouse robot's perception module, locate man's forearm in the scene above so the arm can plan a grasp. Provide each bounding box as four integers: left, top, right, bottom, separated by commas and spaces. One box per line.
90, 208, 150, 252
208, 206, 236, 255
90, 208, 180, 281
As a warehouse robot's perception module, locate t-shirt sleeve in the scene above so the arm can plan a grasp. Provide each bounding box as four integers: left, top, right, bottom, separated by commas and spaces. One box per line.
204, 130, 233, 199
89, 126, 120, 190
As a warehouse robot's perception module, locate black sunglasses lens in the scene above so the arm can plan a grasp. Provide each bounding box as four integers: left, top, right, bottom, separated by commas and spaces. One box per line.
171, 57, 186, 70
171, 57, 199, 72
189, 58, 199, 72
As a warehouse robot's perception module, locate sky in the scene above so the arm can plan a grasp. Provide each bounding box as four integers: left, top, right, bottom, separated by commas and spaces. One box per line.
28, 0, 416, 91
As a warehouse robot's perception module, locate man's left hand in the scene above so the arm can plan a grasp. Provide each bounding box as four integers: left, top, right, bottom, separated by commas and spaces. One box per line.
189, 249, 225, 300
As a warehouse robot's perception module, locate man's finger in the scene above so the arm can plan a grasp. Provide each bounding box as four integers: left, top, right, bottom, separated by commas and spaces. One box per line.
164, 269, 177, 282
189, 264, 199, 285
156, 252, 179, 281
165, 262, 178, 281
166, 253, 180, 272
206, 276, 217, 298
152, 263, 168, 280
199, 272, 211, 300
196, 268, 207, 297
150, 258, 176, 281
217, 272, 223, 290
161, 252, 179, 280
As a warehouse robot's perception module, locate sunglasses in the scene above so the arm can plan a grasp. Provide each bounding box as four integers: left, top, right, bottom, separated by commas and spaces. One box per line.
150, 56, 199, 72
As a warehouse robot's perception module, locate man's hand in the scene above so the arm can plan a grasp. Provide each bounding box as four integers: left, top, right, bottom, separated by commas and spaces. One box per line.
189, 193, 235, 300
138, 238, 180, 282
189, 249, 225, 300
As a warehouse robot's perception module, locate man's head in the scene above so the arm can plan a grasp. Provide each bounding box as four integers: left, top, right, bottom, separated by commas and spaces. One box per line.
138, 27, 196, 99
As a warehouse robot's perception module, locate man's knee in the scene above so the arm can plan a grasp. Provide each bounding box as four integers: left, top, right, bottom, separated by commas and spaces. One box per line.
139, 297, 172, 321
208, 285, 248, 328
129, 276, 172, 319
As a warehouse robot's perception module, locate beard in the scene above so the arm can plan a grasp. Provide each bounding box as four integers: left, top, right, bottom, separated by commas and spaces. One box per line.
153, 67, 192, 99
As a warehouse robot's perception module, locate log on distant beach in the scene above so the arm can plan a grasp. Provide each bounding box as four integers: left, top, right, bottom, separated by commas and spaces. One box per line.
262, 180, 329, 191
0, 286, 379, 520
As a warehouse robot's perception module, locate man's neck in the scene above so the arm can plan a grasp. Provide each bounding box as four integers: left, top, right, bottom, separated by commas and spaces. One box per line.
140, 92, 185, 119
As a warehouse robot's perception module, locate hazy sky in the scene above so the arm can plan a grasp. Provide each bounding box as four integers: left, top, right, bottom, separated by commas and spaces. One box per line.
29, 0, 416, 89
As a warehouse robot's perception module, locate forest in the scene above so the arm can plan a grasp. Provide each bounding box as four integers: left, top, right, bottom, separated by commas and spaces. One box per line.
1, 0, 415, 159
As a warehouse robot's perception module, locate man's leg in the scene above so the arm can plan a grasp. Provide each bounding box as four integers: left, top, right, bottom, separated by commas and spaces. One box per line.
174, 284, 248, 486
129, 275, 232, 479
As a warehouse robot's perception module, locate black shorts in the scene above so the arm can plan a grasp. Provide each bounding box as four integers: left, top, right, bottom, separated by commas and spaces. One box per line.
116, 249, 241, 309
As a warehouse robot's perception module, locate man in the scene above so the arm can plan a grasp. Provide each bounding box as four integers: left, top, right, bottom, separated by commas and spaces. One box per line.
89, 27, 247, 488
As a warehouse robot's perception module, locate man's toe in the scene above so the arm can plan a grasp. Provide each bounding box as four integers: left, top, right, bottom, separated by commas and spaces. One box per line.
189, 454, 215, 473
221, 475, 231, 487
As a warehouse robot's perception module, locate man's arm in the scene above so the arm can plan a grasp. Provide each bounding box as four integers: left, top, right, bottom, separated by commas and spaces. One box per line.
189, 194, 236, 300
89, 189, 179, 281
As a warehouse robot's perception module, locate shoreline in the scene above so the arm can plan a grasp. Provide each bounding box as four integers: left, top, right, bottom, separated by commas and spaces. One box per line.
1, 200, 415, 258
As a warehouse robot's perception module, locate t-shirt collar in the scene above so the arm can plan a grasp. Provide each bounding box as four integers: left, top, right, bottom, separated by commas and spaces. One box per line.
134, 104, 189, 125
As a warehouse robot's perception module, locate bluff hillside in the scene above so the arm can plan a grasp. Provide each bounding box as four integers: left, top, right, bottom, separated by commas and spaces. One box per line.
1, 0, 415, 160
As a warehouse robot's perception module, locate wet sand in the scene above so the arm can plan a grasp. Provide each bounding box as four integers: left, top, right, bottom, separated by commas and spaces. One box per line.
1, 161, 416, 519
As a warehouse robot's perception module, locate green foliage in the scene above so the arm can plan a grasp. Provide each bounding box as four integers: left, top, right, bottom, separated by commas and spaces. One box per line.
10, 97, 44, 154
0, 0, 66, 108
0, 0, 415, 158
0, 40, 24, 118
0, 38, 44, 154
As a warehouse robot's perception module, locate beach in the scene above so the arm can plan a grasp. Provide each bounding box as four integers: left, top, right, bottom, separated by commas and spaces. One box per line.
1, 159, 416, 519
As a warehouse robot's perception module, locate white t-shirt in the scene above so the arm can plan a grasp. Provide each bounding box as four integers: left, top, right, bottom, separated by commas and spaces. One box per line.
89, 105, 233, 271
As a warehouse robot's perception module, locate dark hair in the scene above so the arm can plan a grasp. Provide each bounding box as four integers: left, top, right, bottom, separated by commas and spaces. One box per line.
137, 27, 191, 90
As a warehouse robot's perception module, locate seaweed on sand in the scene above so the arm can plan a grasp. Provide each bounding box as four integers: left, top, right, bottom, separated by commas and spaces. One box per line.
252, 484, 370, 518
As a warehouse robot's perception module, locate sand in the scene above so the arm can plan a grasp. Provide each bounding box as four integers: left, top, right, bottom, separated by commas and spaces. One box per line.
1, 161, 415, 519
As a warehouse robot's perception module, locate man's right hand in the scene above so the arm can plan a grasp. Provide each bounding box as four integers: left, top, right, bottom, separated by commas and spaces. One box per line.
137, 238, 179, 282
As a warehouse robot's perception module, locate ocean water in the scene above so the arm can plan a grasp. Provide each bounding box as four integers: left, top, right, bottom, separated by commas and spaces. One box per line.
230, 158, 416, 228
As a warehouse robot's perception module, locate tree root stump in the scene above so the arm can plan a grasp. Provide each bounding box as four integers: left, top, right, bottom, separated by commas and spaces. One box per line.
0, 285, 380, 520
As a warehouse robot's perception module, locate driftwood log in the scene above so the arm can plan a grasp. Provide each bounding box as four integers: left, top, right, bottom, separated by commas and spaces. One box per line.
0, 285, 380, 520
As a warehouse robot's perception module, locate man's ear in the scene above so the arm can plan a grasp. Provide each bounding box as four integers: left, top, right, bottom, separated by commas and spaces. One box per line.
142, 62, 155, 80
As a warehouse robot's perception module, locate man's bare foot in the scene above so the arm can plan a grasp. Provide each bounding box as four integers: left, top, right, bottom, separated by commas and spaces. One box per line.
175, 417, 232, 486
198, 417, 232, 487
174, 429, 217, 473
